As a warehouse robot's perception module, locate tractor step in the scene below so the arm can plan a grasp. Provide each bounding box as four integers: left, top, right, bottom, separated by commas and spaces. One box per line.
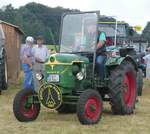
62, 95, 80, 104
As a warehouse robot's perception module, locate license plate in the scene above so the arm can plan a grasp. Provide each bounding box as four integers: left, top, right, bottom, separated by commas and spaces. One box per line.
47, 74, 59, 82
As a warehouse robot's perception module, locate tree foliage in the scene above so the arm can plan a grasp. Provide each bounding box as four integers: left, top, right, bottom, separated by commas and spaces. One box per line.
0, 2, 147, 44
0, 3, 78, 44
142, 22, 150, 41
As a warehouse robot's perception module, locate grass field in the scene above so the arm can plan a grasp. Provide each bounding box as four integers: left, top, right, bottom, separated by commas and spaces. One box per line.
0, 80, 150, 134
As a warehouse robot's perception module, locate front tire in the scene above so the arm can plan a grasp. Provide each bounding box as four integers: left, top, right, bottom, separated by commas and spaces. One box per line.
13, 89, 41, 122
77, 89, 103, 125
108, 61, 137, 114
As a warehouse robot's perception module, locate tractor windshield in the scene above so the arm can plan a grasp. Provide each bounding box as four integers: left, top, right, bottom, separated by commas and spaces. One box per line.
60, 12, 98, 53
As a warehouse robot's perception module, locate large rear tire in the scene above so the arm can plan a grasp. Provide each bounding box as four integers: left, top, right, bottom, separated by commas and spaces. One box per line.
77, 89, 103, 125
13, 89, 41, 122
108, 61, 137, 114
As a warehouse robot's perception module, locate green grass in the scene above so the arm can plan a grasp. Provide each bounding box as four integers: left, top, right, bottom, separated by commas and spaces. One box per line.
0, 80, 150, 134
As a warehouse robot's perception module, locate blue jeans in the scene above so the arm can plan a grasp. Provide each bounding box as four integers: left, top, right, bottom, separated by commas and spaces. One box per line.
22, 64, 34, 90
96, 55, 107, 80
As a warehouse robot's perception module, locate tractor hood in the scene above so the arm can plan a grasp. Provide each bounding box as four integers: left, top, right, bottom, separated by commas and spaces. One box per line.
45, 53, 89, 65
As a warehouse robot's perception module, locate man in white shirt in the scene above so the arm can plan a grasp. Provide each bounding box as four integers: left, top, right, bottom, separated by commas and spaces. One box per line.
143, 47, 150, 83
33, 36, 49, 90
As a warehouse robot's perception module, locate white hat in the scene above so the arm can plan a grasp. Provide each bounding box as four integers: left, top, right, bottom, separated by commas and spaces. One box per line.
26, 36, 34, 43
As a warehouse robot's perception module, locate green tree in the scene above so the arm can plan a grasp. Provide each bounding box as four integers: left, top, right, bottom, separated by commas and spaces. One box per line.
0, 2, 140, 44
0, 3, 78, 44
142, 22, 150, 41
0, 4, 16, 24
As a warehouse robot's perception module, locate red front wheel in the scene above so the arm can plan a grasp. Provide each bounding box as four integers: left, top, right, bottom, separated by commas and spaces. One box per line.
13, 89, 41, 122
77, 89, 103, 125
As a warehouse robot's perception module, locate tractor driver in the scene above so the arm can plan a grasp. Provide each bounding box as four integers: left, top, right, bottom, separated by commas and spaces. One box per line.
84, 22, 107, 81
81, 21, 107, 81
96, 31, 107, 81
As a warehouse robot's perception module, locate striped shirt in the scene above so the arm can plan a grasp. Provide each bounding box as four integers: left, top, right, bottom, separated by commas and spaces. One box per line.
33, 45, 49, 62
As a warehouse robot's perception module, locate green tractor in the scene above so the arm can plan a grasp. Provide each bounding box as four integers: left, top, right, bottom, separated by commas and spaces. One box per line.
13, 12, 141, 125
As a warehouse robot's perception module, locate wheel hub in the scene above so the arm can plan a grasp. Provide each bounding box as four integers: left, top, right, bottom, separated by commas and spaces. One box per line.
90, 105, 96, 112
85, 97, 101, 121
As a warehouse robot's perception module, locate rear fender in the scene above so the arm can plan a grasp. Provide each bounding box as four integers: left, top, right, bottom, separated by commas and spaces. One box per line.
105, 55, 138, 71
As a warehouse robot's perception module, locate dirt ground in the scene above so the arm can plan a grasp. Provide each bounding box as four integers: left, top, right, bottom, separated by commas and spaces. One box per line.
0, 80, 150, 134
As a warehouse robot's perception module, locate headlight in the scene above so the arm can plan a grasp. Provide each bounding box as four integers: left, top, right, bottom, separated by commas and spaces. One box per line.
36, 73, 44, 81
76, 72, 84, 80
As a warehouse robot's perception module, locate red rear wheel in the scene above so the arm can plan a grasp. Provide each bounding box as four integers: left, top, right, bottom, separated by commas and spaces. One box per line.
108, 61, 137, 114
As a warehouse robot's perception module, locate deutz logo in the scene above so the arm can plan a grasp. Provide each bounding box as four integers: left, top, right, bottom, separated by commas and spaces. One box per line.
38, 83, 62, 109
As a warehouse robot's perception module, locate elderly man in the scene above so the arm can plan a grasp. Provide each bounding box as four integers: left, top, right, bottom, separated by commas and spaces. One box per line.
33, 36, 49, 90
20, 36, 34, 90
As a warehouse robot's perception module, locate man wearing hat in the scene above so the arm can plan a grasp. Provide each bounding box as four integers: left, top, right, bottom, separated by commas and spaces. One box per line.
33, 36, 49, 90
83, 21, 107, 81
20, 36, 34, 90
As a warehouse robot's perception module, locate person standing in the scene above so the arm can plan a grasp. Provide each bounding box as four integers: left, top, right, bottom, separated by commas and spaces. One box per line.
143, 47, 150, 83
20, 36, 34, 90
33, 36, 49, 90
